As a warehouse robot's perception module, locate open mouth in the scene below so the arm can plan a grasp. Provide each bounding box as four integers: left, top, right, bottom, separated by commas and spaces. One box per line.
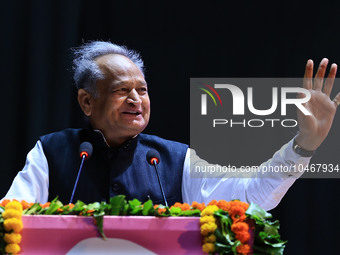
122, 111, 142, 116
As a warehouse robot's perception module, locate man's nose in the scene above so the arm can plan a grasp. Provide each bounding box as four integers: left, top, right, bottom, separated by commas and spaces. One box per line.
126, 89, 142, 106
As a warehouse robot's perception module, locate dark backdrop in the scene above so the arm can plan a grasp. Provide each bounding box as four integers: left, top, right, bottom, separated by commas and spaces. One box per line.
1, 1, 340, 254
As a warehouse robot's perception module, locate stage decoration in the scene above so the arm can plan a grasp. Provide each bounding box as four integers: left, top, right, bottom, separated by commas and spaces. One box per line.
0, 196, 286, 255
0, 200, 23, 255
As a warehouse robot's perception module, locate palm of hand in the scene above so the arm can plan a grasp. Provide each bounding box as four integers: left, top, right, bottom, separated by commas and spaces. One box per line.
296, 58, 340, 151
298, 90, 337, 148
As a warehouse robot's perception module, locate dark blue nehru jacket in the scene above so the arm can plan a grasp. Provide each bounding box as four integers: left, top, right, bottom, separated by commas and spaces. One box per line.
40, 129, 189, 205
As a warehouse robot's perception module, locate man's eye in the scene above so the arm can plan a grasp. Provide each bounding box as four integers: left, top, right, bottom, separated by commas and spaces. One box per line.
139, 88, 147, 92
112, 88, 128, 93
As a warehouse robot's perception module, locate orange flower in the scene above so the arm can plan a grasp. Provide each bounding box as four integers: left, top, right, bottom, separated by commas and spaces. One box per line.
191, 201, 206, 211
231, 200, 249, 211
235, 231, 250, 243
180, 203, 191, 211
86, 209, 95, 215
20, 200, 33, 210
231, 222, 249, 232
217, 200, 230, 211
157, 208, 166, 214
236, 244, 251, 254
1, 199, 10, 207
231, 222, 250, 243
227, 201, 249, 223
230, 207, 246, 222
208, 200, 218, 206
191, 201, 198, 207
153, 205, 166, 214
171, 202, 191, 211
173, 202, 182, 208
40, 202, 51, 208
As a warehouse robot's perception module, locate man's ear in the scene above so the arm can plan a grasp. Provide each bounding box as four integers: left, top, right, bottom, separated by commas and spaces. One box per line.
78, 89, 94, 116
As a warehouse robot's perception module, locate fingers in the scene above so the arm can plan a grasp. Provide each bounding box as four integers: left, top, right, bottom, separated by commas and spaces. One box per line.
313, 58, 329, 91
305, 58, 338, 96
333, 92, 340, 108
303, 59, 313, 90
323, 63, 338, 96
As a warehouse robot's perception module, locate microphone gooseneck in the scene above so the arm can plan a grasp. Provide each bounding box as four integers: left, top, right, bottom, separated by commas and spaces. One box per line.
146, 149, 168, 207
69, 142, 93, 204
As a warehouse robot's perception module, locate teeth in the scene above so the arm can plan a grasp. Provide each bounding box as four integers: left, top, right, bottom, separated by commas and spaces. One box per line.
125, 111, 140, 114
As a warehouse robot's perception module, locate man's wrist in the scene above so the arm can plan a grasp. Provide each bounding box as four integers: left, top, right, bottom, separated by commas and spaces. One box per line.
293, 138, 315, 157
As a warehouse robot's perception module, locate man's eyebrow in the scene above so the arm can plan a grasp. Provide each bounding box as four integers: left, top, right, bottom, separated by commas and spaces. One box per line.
113, 80, 147, 86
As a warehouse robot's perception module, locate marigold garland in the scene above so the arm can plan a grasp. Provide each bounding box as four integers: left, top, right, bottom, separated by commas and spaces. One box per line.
0, 197, 285, 255
199, 200, 252, 255
237, 244, 251, 254
199, 205, 219, 253
3, 233, 21, 244
2, 201, 23, 255
5, 243, 21, 254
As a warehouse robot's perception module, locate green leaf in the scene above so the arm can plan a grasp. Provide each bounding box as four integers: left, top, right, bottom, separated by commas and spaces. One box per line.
121, 203, 129, 215
87, 202, 101, 211
23, 203, 42, 215
44, 200, 64, 215
253, 244, 285, 255
182, 209, 201, 217
154, 205, 170, 217
214, 210, 236, 248
109, 195, 126, 215
142, 200, 154, 216
128, 199, 143, 215
169, 207, 182, 216
259, 231, 286, 247
232, 240, 241, 255
214, 241, 233, 254
71, 200, 86, 214
129, 199, 141, 207
93, 215, 106, 240
246, 202, 272, 220
263, 222, 279, 236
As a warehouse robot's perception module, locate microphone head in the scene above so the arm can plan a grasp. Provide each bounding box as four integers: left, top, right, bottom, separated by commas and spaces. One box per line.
79, 142, 93, 159
146, 149, 160, 165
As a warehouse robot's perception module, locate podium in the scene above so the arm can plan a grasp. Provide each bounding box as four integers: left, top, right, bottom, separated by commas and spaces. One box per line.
20, 215, 204, 254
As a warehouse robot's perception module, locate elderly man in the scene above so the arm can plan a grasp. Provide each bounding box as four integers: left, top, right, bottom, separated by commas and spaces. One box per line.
3, 41, 340, 210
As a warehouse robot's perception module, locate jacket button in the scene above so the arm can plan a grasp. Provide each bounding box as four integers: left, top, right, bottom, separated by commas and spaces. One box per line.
111, 183, 120, 192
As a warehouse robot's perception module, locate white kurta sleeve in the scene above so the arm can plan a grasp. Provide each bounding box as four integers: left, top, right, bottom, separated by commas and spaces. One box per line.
181, 138, 310, 211
2, 141, 49, 203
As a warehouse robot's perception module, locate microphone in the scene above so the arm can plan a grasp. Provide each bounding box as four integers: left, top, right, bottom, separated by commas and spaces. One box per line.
79, 142, 93, 159
146, 149, 168, 207
69, 142, 93, 204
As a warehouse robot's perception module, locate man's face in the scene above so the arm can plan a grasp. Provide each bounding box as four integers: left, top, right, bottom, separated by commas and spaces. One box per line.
81, 54, 150, 146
